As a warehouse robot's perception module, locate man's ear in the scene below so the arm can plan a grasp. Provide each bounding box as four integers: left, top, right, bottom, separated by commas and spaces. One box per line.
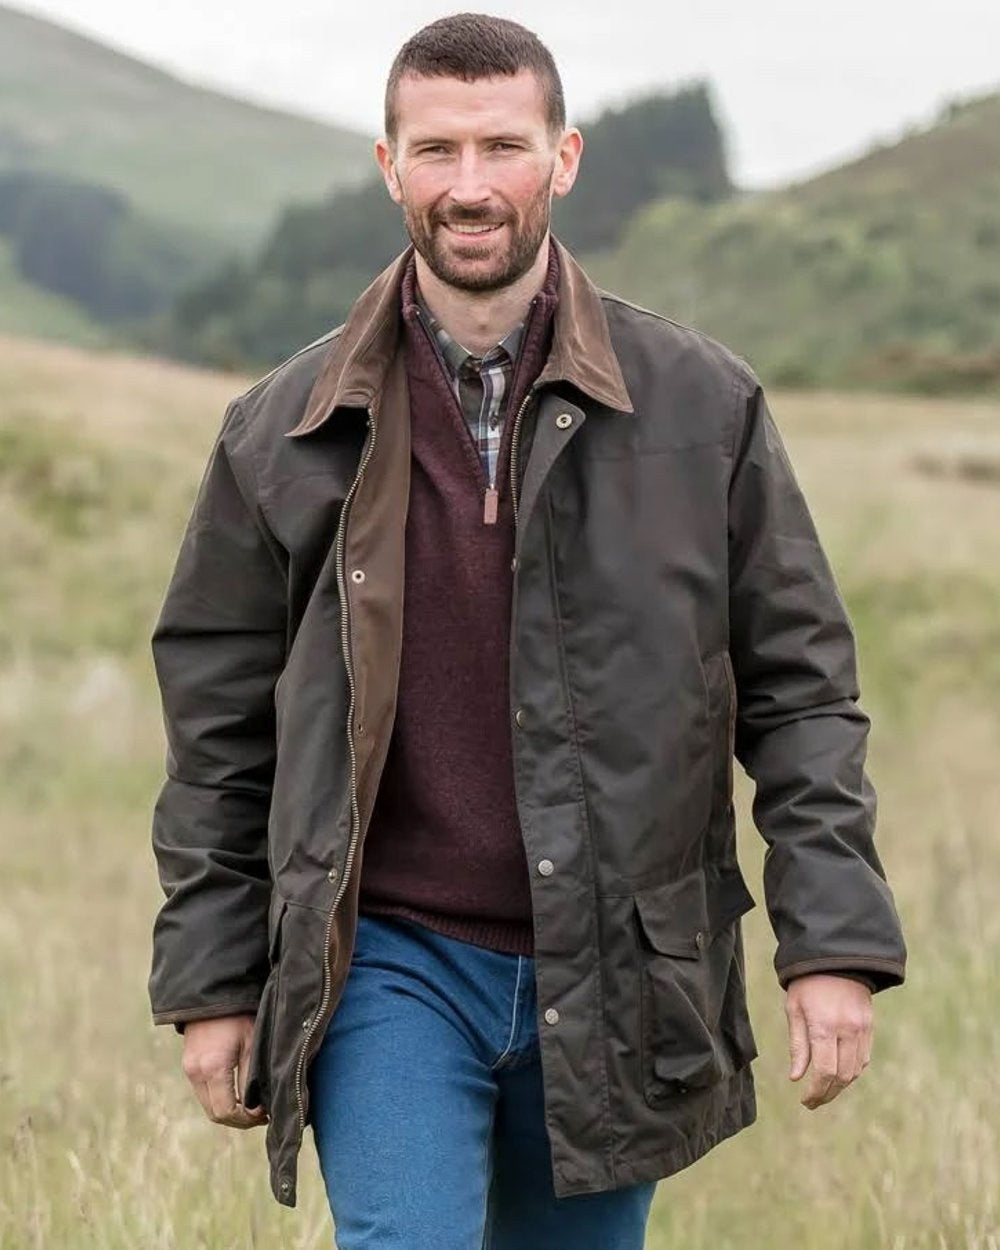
551, 128, 584, 200
375, 138, 404, 205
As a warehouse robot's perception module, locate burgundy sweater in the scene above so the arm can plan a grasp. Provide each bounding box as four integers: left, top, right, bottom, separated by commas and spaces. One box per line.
357, 248, 560, 955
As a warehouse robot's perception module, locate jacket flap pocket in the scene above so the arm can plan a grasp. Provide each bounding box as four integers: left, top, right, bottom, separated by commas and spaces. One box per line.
634, 869, 709, 959
706, 865, 755, 935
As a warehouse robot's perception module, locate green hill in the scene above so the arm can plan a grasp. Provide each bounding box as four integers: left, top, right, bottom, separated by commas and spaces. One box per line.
0, 4, 373, 249
591, 92, 1000, 392
0, 235, 109, 345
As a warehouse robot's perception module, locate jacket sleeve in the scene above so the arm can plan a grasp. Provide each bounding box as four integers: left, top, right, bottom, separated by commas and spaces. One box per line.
148, 400, 287, 1030
727, 382, 906, 993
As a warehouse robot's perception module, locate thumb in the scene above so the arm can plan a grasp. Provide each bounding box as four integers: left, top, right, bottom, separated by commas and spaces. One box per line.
787, 1006, 810, 1082
236, 1022, 265, 1115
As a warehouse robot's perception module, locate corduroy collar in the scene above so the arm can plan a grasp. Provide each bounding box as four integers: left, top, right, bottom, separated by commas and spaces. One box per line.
287, 236, 633, 438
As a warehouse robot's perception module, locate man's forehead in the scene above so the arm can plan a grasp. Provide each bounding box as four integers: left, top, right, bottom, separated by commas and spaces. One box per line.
393, 69, 548, 138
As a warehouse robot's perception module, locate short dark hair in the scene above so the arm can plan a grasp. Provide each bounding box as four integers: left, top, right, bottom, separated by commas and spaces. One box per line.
385, 13, 566, 141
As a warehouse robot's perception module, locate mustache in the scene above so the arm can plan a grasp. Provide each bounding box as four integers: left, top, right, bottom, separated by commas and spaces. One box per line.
433, 207, 508, 226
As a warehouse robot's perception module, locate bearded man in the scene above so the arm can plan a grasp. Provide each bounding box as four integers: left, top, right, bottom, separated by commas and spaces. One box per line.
148, 14, 906, 1249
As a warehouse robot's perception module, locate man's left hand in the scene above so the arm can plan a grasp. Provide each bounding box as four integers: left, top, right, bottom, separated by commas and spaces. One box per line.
785, 973, 874, 1109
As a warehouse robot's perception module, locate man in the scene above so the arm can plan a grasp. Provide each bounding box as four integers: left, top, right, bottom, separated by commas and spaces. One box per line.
148, 14, 906, 1250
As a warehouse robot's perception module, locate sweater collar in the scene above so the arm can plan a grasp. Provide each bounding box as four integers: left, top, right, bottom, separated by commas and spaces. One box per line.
288, 236, 633, 438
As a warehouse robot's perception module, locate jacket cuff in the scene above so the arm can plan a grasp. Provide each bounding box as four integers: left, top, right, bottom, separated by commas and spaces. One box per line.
776, 956, 905, 994
153, 998, 263, 1035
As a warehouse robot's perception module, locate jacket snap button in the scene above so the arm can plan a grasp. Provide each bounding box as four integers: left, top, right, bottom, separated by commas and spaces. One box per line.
327, 866, 338, 883
279, 1178, 291, 1193
514, 708, 526, 728
302, 1017, 311, 1031
350, 569, 366, 584
538, 859, 554, 876
544, 1008, 560, 1025
555, 413, 573, 429
694, 931, 705, 950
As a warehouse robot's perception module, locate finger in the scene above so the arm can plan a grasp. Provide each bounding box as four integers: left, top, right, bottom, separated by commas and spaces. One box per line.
832, 1032, 859, 1098
801, 1034, 838, 1110
787, 1005, 810, 1082
190, 1078, 216, 1123
236, 1033, 268, 1122
859, 1025, 874, 1073
205, 1065, 242, 1123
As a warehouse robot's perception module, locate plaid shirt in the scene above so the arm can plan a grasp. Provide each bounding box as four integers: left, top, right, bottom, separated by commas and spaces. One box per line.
417, 296, 524, 489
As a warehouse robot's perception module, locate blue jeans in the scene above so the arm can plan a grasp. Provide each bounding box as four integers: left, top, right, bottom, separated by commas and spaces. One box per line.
308, 913, 657, 1249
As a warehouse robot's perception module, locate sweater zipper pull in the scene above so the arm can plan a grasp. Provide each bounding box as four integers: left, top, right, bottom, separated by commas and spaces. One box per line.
483, 486, 499, 525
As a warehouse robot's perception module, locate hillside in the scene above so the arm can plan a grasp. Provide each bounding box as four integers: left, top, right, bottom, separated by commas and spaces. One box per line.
590, 92, 1000, 392
0, 4, 373, 248
0, 236, 109, 345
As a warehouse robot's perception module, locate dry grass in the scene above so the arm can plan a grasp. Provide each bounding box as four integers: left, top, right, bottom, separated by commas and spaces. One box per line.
0, 338, 998, 1248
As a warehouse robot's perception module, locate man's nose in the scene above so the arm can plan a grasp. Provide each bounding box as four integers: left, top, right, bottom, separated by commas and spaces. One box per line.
447, 151, 491, 207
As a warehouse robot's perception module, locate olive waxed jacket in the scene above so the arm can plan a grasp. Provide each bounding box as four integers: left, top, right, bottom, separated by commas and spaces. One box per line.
148, 239, 906, 1207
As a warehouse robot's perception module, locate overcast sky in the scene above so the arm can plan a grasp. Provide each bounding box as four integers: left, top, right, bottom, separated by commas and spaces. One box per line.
12, 0, 1000, 186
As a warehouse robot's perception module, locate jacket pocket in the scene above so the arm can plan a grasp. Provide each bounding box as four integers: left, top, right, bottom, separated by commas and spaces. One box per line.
634, 865, 756, 1106
243, 896, 286, 1112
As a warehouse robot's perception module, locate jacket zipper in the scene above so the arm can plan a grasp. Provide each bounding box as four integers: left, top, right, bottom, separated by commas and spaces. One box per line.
293, 400, 378, 1132
509, 388, 535, 530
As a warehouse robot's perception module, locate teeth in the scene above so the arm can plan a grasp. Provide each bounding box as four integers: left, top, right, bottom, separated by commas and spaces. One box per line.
449, 223, 500, 234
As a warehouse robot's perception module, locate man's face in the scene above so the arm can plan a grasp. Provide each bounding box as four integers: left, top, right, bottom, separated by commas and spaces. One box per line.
376, 70, 581, 293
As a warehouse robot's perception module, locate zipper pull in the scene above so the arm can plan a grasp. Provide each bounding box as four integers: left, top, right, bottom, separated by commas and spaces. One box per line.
483, 486, 499, 525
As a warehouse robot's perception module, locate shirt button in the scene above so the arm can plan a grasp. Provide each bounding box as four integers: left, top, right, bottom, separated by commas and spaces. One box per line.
514, 708, 526, 728
555, 412, 573, 429
537, 859, 554, 876
544, 1008, 560, 1025
350, 569, 366, 584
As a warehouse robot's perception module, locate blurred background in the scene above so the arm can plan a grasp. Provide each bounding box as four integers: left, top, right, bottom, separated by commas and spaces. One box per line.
0, 2, 997, 1246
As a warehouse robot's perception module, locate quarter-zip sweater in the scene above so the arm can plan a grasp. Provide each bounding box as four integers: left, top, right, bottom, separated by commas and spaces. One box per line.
357, 245, 560, 955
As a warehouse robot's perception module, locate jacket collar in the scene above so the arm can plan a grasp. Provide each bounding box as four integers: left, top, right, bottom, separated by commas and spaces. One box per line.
288, 236, 632, 437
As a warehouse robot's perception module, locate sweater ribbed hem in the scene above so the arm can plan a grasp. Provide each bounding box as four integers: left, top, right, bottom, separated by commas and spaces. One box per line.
359, 901, 535, 957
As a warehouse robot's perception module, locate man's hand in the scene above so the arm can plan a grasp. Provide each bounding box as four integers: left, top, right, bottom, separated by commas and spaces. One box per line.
181, 1014, 269, 1129
785, 973, 873, 1109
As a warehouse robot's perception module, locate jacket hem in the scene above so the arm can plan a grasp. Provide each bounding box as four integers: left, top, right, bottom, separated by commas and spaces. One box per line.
552, 1084, 757, 1198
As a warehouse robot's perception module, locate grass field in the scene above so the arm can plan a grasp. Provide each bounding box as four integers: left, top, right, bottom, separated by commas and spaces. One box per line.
1, 334, 998, 1248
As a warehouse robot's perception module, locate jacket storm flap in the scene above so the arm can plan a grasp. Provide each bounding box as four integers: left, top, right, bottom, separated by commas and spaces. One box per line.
149, 240, 906, 1206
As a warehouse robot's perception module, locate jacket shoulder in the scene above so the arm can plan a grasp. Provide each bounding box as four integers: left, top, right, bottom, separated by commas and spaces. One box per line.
231, 327, 344, 436
600, 291, 759, 414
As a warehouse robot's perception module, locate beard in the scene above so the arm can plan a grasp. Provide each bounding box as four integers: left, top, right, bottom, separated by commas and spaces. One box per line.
400, 173, 553, 293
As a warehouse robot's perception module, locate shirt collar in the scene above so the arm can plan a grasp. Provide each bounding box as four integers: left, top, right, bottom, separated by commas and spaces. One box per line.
415, 289, 524, 379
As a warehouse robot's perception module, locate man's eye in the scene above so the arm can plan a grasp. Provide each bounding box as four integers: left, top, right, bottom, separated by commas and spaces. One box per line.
492, 142, 520, 152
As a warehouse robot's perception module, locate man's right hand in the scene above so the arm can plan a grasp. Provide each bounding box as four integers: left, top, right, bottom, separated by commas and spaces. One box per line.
181, 1014, 269, 1129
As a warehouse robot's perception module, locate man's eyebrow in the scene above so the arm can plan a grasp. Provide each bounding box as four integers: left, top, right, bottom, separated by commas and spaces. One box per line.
405, 132, 535, 147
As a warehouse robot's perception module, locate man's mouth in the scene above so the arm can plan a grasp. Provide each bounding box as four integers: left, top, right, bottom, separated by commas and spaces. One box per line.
441, 222, 505, 237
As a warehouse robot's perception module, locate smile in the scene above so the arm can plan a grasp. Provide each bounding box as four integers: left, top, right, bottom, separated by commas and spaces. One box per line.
443, 222, 504, 236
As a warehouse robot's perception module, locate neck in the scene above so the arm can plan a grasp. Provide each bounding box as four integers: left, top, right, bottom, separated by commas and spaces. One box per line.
414, 237, 550, 356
